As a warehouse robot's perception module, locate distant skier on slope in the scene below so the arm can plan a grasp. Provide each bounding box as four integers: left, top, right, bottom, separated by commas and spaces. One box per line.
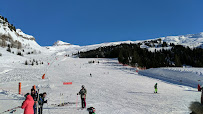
21, 93, 34, 114
154, 83, 158, 93
77, 85, 87, 108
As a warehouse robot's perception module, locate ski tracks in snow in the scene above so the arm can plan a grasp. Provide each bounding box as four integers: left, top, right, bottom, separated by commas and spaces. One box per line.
0, 69, 12, 75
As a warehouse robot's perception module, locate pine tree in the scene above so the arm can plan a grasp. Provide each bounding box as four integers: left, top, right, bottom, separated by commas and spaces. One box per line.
174, 54, 182, 67
31, 61, 34, 66
7, 47, 11, 52
118, 50, 124, 63
17, 42, 22, 49
25, 60, 28, 65
17, 51, 22, 56
5, 18, 8, 22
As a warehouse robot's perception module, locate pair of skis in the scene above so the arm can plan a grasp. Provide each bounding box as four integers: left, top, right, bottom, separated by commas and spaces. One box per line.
50, 102, 76, 107
35, 89, 40, 114
0, 106, 20, 114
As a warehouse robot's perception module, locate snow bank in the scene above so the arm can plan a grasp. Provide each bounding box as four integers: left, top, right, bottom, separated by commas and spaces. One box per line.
138, 68, 203, 88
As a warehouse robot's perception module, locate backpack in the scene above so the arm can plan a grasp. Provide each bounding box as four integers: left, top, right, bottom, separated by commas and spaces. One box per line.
87, 107, 96, 113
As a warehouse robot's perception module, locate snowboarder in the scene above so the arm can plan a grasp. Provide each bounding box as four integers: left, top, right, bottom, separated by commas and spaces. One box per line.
21, 94, 34, 114
154, 83, 158, 93
38, 92, 47, 114
77, 85, 87, 108
31, 88, 38, 114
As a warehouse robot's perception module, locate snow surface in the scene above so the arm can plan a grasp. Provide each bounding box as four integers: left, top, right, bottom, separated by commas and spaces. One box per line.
138, 68, 203, 88
16, 29, 34, 39
0, 50, 201, 114
160, 32, 203, 48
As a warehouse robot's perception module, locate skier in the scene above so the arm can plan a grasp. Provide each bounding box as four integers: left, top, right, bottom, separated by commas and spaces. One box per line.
77, 85, 87, 108
31, 88, 38, 114
21, 93, 34, 114
154, 83, 158, 93
38, 92, 47, 114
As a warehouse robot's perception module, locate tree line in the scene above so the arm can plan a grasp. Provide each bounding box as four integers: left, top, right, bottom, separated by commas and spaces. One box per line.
0, 15, 16, 32
78, 43, 203, 68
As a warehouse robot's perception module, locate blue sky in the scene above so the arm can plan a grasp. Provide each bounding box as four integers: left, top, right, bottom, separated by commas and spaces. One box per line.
1, 0, 203, 46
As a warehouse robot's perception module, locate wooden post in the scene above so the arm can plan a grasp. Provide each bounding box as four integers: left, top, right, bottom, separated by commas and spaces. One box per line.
19, 82, 21, 94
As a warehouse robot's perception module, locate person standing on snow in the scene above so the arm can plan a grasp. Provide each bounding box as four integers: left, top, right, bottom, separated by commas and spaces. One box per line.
154, 83, 158, 93
21, 94, 34, 114
31, 88, 38, 114
38, 92, 47, 114
77, 85, 87, 108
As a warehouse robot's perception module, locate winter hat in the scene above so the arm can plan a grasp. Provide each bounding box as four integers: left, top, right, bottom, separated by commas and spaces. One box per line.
24, 93, 30, 98
82, 85, 85, 88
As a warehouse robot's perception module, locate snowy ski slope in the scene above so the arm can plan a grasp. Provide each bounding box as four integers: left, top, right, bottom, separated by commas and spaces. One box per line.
0, 51, 201, 114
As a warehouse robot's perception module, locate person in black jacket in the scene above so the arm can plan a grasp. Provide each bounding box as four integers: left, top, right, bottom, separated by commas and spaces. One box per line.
77, 85, 87, 108
31, 88, 38, 114
38, 92, 47, 114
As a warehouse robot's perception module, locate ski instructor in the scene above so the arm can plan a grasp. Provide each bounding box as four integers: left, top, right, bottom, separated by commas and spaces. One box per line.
77, 85, 87, 108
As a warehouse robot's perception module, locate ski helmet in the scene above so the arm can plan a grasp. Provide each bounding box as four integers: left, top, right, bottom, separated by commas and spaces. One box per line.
82, 85, 85, 88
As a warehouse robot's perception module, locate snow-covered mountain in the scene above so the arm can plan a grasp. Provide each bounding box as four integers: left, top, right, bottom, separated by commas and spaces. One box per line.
2, 15, 203, 60
160, 32, 203, 48
0, 19, 41, 50
80, 32, 203, 51
53, 40, 71, 46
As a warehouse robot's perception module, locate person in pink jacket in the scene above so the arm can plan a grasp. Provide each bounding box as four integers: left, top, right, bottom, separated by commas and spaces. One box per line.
21, 94, 34, 114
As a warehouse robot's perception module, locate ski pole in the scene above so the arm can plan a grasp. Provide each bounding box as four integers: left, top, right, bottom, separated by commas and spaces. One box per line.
36, 89, 39, 114
76, 95, 78, 109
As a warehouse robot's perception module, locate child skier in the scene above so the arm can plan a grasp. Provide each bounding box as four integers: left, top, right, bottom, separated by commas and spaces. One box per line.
154, 83, 158, 93
77, 85, 87, 108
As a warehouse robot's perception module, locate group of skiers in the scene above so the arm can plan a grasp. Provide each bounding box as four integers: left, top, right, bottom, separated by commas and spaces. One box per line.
20, 85, 94, 114
21, 87, 47, 114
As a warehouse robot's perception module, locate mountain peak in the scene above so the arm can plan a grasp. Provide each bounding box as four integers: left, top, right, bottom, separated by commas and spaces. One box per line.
16, 29, 35, 40
53, 40, 71, 46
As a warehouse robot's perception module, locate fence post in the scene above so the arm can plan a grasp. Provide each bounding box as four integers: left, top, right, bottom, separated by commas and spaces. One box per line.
19, 82, 21, 94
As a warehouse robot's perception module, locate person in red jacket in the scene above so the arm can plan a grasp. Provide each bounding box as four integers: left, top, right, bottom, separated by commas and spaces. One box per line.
21, 94, 34, 114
